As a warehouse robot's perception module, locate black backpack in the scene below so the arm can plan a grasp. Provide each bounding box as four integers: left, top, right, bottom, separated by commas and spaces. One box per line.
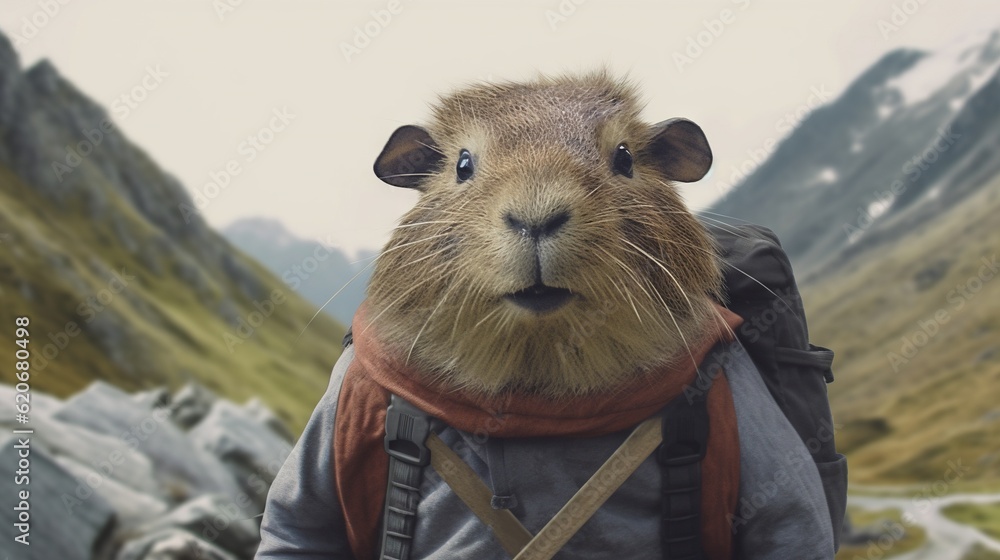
704, 221, 846, 547
347, 222, 847, 559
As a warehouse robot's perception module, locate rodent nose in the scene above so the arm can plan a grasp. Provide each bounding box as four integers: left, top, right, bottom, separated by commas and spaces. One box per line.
504, 210, 570, 241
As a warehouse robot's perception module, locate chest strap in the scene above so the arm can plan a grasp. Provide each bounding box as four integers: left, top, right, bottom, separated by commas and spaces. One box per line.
513, 416, 662, 560
426, 433, 534, 555
380, 369, 716, 560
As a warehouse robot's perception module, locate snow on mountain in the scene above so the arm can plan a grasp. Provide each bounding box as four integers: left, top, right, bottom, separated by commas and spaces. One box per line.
885, 29, 1000, 109
711, 27, 1000, 272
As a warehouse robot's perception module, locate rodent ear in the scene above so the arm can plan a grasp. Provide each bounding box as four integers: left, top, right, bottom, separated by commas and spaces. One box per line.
639, 118, 713, 183
373, 125, 443, 189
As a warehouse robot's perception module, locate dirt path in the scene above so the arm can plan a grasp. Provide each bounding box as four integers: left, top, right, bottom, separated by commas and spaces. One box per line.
849, 493, 1000, 560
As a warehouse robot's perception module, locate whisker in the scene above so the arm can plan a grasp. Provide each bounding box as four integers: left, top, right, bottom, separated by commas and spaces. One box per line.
596, 247, 659, 320
296, 257, 379, 340
377, 172, 436, 180
406, 282, 459, 364
416, 140, 445, 156
472, 305, 503, 331
450, 286, 475, 343
693, 209, 751, 224
618, 238, 697, 318
652, 236, 792, 309
361, 276, 440, 335
599, 245, 698, 372
646, 274, 698, 373
694, 215, 754, 239
393, 220, 455, 230
373, 232, 451, 261
398, 244, 454, 268
584, 179, 612, 200
298, 233, 450, 339
709, 304, 737, 341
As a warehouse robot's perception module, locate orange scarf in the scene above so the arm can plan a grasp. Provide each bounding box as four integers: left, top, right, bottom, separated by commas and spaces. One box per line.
334, 302, 743, 559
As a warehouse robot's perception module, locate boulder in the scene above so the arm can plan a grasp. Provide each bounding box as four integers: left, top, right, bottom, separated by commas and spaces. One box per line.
53, 381, 242, 501
131, 494, 260, 558
54, 455, 169, 531
170, 382, 217, 430
0, 381, 294, 558
0, 406, 161, 497
0, 383, 62, 417
115, 528, 238, 560
131, 387, 171, 411
190, 400, 293, 508
242, 397, 295, 443
0, 435, 116, 560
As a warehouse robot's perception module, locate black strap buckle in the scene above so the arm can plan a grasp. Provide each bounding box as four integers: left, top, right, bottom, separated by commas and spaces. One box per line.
384, 395, 431, 466
658, 391, 710, 466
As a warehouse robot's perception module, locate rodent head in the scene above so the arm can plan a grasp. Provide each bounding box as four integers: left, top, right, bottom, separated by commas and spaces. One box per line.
367, 70, 722, 396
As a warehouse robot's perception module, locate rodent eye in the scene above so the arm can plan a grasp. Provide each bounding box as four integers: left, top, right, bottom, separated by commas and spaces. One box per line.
613, 143, 633, 178
456, 149, 475, 183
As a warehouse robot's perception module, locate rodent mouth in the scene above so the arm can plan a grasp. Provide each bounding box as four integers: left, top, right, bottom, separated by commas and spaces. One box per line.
504, 284, 575, 314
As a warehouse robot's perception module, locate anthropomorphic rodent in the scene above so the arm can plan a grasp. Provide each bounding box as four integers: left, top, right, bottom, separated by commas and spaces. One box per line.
367, 70, 722, 397
256, 71, 837, 560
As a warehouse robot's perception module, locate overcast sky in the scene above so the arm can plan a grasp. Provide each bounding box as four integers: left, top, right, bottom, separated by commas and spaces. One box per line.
2, 1, 996, 256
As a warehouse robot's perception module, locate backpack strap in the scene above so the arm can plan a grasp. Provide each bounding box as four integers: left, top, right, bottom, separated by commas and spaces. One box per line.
376, 379, 721, 560
425, 432, 534, 556
380, 400, 667, 560
658, 369, 714, 560
344, 327, 427, 560
379, 395, 432, 560
513, 417, 663, 560
379, 394, 532, 558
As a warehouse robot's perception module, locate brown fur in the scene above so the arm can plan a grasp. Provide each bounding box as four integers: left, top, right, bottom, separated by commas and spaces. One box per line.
367, 70, 724, 396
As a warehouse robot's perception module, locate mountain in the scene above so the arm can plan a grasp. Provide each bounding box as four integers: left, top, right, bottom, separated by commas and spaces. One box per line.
711, 30, 1000, 274
709, 30, 1000, 486
0, 31, 343, 432
806, 173, 1000, 484
222, 217, 374, 326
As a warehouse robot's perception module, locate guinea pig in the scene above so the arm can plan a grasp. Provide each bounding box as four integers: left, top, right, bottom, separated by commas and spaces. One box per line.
369, 69, 723, 397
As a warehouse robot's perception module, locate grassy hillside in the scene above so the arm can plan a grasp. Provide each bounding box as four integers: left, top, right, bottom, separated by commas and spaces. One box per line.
0, 162, 344, 432
835, 508, 926, 560
943, 501, 1000, 540
802, 175, 1000, 486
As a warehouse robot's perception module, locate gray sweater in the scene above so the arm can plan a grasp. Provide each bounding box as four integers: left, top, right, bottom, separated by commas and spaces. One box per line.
256, 341, 835, 559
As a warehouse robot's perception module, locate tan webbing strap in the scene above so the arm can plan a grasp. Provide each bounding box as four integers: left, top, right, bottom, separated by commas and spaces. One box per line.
428, 418, 663, 560
513, 417, 663, 560
426, 432, 534, 556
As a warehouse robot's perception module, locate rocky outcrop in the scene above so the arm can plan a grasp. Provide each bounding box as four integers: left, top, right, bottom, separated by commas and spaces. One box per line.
0, 434, 117, 560
0, 381, 295, 560
116, 528, 239, 560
